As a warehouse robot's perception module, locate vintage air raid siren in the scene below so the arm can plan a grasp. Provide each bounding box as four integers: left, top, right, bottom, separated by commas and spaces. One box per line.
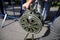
19, 9, 48, 40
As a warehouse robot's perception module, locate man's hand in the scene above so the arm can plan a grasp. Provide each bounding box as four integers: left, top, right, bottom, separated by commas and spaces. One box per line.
22, 0, 33, 10
22, 2, 30, 9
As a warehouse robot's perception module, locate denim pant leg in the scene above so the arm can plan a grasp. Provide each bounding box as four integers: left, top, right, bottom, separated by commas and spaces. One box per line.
20, 0, 26, 16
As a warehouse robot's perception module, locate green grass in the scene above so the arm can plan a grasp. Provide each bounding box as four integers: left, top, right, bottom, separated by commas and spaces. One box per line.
57, 2, 60, 5
51, 2, 60, 7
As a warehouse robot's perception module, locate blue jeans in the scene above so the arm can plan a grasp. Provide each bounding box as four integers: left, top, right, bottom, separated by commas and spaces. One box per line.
20, 0, 26, 16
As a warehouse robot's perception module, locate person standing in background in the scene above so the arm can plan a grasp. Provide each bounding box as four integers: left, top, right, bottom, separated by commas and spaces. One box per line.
0, 0, 4, 15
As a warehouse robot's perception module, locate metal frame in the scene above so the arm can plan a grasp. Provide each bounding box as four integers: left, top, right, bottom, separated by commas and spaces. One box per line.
0, 0, 17, 28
